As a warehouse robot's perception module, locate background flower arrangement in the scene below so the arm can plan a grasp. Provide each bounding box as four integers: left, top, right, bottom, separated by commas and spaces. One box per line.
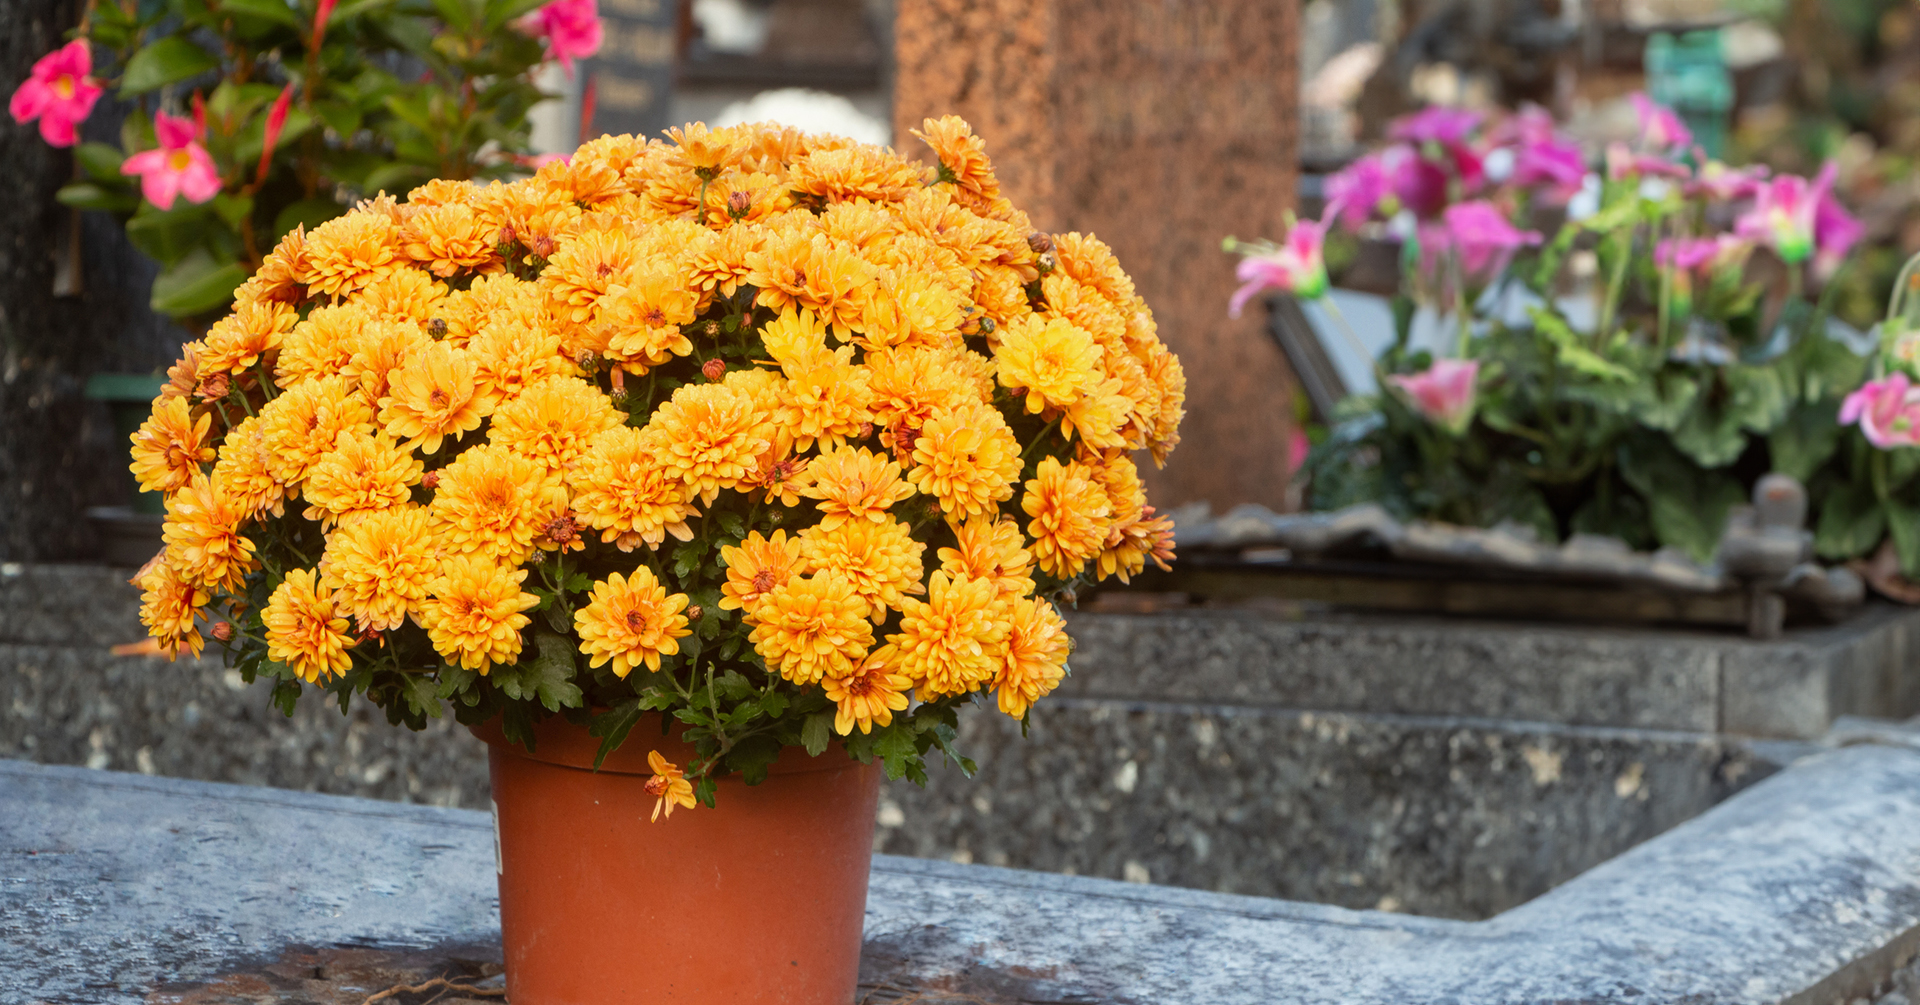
1231, 96, 1906, 573
10, 0, 600, 325
127, 117, 1184, 808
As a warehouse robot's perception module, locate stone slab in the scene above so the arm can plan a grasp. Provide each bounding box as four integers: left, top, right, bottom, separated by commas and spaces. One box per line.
876, 697, 1774, 919
892, 0, 1305, 512
1063, 605, 1920, 738
10, 744, 1920, 1004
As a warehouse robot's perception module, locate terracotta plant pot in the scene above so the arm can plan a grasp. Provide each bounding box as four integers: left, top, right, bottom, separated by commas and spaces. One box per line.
472, 714, 881, 1004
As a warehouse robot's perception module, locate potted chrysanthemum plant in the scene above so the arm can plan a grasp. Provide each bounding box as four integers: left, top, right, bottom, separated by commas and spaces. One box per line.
128, 117, 1183, 1003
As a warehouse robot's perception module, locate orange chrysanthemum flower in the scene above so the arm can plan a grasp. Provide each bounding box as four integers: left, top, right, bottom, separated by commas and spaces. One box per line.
642, 381, 771, 505
137, 560, 208, 659
1053, 232, 1137, 306
276, 303, 371, 387
436, 273, 531, 348
318, 504, 439, 633
354, 268, 447, 322
798, 518, 926, 621
199, 299, 295, 376
995, 314, 1102, 414
233, 225, 310, 307
301, 429, 424, 527
906, 401, 1022, 520
342, 318, 432, 407
211, 416, 284, 518
748, 571, 873, 685
257, 375, 376, 490
887, 571, 1008, 700
429, 444, 568, 566
719, 529, 803, 612
687, 223, 761, 297
567, 426, 700, 551
913, 115, 1000, 202
993, 595, 1070, 718
420, 556, 539, 673
938, 515, 1035, 598
467, 312, 574, 403
263, 568, 355, 683
129, 396, 213, 495
402, 201, 500, 278
161, 475, 258, 593
574, 568, 692, 677
490, 374, 623, 473
303, 211, 404, 300
602, 269, 699, 370
1021, 456, 1111, 580
824, 646, 913, 735
745, 232, 875, 336
644, 750, 697, 822
542, 225, 639, 324
378, 342, 497, 454
800, 445, 916, 529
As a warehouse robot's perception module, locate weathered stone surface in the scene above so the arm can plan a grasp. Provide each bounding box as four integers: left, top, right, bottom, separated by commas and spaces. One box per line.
875, 697, 1772, 919
893, 0, 1304, 513
10, 744, 1920, 1004
1064, 605, 1920, 738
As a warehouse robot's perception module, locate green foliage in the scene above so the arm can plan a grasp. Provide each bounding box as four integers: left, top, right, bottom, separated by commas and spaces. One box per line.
55, 0, 560, 323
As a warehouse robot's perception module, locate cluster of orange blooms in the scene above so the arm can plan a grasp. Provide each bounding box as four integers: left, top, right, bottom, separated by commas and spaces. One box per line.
130, 117, 1182, 756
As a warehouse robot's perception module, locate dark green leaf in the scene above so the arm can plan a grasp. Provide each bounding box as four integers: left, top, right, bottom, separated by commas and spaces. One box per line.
56, 182, 139, 213
74, 142, 126, 182
1618, 435, 1745, 562
212, 193, 254, 232
400, 674, 443, 718
726, 734, 782, 785
1890, 500, 1920, 579
875, 725, 916, 781
1768, 400, 1843, 482
219, 0, 304, 28
1814, 478, 1885, 561
493, 630, 585, 712
269, 677, 301, 716
120, 37, 221, 95
272, 198, 344, 240
588, 698, 644, 770
151, 251, 247, 318
436, 665, 479, 699
801, 711, 832, 757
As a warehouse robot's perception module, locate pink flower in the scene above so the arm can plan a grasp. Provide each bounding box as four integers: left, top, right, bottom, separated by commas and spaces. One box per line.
1605, 141, 1690, 182
1814, 181, 1865, 278
1490, 104, 1557, 148
9, 40, 102, 147
1736, 162, 1837, 265
1389, 107, 1482, 146
1689, 159, 1769, 202
524, 0, 603, 72
1325, 154, 1391, 229
1227, 218, 1330, 317
1840, 373, 1920, 449
1391, 150, 1454, 219
121, 111, 222, 211
1435, 201, 1542, 279
1655, 235, 1750, 313
1511, 137, 1587, 203
1390, 359, 1480, 433
1631, 93, 1692, 153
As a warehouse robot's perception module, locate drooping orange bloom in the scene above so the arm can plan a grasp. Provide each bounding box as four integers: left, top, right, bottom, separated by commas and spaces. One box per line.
913, 115, 1000, 202
824, 646, 913, 735
1021, 456, 1112, 580
263, 568, 355, 683
137, 560, 209, 659
574, 568, 693, 677
420, 556, 539, 673
129, 395, 213, 495
993, 595, 1070, 718
644, 750, 697, 822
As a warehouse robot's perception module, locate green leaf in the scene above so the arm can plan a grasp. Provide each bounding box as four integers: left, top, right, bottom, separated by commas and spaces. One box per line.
726, 734, 783, 786
120, 37, 221, 95
1618, 435, 1745, 562
56, 182, 138, 213
494, 630, 585, 712
1889, 500, 1920, 579
588, 698, 644, 770
1726, 365, 1790, 435
400, 674, 443, 719
272, 198, 345, 240
150, 251, 247, 318
269, 677, 301, 717
436, 665, 479, 700
759, 689, 788, 719
875, 725, 917, 781
74, 142, 126, 182
1529, 307, 1633, 382
1671, 402, 1749, 469
801, 711, 832, 757
219, 0, 304, 28
212, 193, 254, 232
1768, 400, 1843, 482
1817, 479, 1888, 561
1628, 371, 1699, 431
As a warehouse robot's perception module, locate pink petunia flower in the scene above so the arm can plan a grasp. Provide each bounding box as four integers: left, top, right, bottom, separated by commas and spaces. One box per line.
1630, 92, 1692, 153
524, 0, 603, 72
1736, 162, 1839, 266
1389, 359, 1480, 434
1435, 201, 1542, 280
121, 111, 222, 211
1227, 218, 1330, 317
1511, 137, 1587, 203
9, 40, 103, 147
1840, 373, 1920, 450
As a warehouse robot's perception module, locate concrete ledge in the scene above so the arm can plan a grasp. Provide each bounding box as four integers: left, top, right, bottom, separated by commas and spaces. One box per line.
1064, 605, 1920, 738
8, 743, 1920, 1004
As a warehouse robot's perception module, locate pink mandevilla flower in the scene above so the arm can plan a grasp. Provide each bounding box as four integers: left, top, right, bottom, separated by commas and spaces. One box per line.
121, 111, 221, 211
1840, 373, 1920, 450
525, 0, 603, 72
1736, 162, 1838, 266
1227, 218, 1329, 317
9, 40, 103, 147
1390, 359, 1480, 434
1630, 93, 1692, 153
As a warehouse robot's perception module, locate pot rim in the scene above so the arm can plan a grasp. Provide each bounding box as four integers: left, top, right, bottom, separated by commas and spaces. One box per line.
469, 711, 869, 779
